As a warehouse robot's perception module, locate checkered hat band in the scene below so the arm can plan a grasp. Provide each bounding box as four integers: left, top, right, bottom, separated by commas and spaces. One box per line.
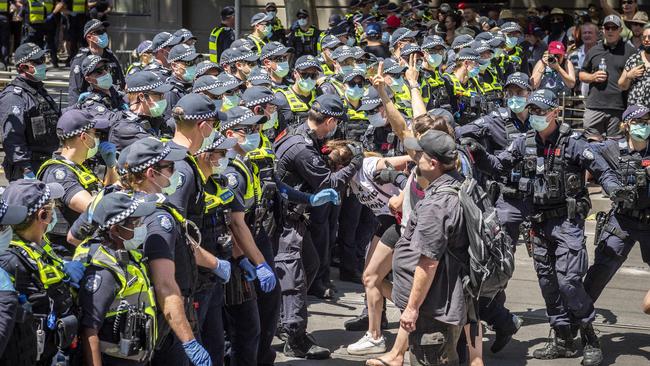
218, 79, 240, 90
458, 55, 480, 61
130, 144, 171, 173
182, 109, 220, 120
362, 98, 381, 106
86, 57, 102, 73
197, 64, 218, 75
193, 82, 220, 93
169, 50, 196, 63
100, 199, 141, 230
384, 64, 401, 73
454, 41, 473, 49
529, 95, 559, 108
244, 94, 274, 107
422, 41, 445, 49
127, 80, 164, 93
393, 33, 410, 45
140, 43, 153, 53
57, 121, 96, 140
197, 134, 226, 154
221, 111, 255, 130
249, 74, 270, 81
261, 46, 285, 60
231, 52, 258, 63
156, 36, 175, 51
296, 61, 320, 69
506, 78, 531, 90
27, 186, 51, 216
0, 201, 7, 219
16, 47, 42, 64
323, 40, 339, 48
315, 107, 344, 117
626, 107, 650, 121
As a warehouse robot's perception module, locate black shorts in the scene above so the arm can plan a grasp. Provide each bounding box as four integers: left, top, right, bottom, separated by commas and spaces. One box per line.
379, 218, 401, 249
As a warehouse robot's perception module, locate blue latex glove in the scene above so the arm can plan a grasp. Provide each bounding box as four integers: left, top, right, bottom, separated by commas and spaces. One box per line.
62, 260, 85, 288
98, 142, 117, 167
120, 103, 129, 111
181, 339, 212, 366
255, 262, 276, 293
0, 268, 15, 291
238, 258, 257, 281
213, 259, 231, 283
23, 171, 36, 179
310, 188, 340, 206
77, 92, 92, 103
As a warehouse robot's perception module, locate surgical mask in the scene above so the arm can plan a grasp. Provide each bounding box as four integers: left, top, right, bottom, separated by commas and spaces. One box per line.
158, 170, 181, 195
222, 95, 240, 111
298, 18, 308, 27
382, 32, 390, 44
507, 96, 527, 113
415, 60, 423, 71
341, 65, 354, 75
148, 98, 167, 118
368, 112, 386, 127
263, 111, 278, 130
505, 36, 518, 48
416, 10, 425, 17
264, 25, 273, 38
267, 11, 276, 18
200, 129, 217, 152
182, 65, 196, 82
123, 225, 147, 251
46, 211, 58, 234
389, 76, 405, 92
427, 53, 442, 68
355, 63, 367, 73
212, 157, 229, 175
298, 77, 316, 92
96, 72, 113, 89
494, 48, 504, 58
85, 136, 99, 159
274, 61, 290, 78
479, 60, 490, 72
325, 122, 338, 139
530, 114, 550, 131
468, 66, 480, 78
346, 85, 364, 101
0, 226, 12, 254
241, 132, 261, 152
31, 63, 47, 81
95, 33, 109, 49
346, 37, 355, 46
630, 124, 650, 141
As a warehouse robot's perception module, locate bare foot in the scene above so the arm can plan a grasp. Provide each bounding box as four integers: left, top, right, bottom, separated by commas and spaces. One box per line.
365, 353, 404, 366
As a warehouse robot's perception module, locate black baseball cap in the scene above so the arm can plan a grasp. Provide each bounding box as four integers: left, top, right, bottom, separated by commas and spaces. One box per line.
84, 19, 109, 37
13, 43, 46, 65
126, 71, 173, 93
404, 129, 458, 164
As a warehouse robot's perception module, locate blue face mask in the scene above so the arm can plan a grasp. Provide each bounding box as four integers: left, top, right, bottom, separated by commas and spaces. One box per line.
505, 36, 518, 49
354, 63, 367, 73
530, 114, 550, 131
182, 65, 196, 82
241, 132, 261, 152
212, 157, 229, 175
381, 32, 390, 44
507, 96, 527, 113
479, 60, 490, 72
468, 66, 480, 78
32, 63, 47, 81
346, 85, 364, 101
274, 61, 290, 78
346, 37, 356, 46
341, 65, 354, 75
96, 33, 109, 48
630, 124, 650, 141
427, 53, 443, 68
96, 72, 113, 89
389, 76, 405, 92
46, 210, 58, 233
264, 25, 273, 38
298, 18, 308, 27
298, 77, 316, 92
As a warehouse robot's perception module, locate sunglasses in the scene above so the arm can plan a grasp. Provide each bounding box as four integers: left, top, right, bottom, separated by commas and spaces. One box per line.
299, 72, 319, 79
630, 118, 650, 125
269, 55, 289, 63
622, 0, 635, 4
604, 25, 620, 31
528, 106, 552, 116
346, 80, 365, 88
92, 65, 109, 75
156, 162, 175, 172
233, 126, 257, 135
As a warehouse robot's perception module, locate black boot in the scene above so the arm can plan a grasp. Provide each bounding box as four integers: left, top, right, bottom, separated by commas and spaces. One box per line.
580, 323, 603, 366
491, 315, 523, 353
283, 333, 331, 359
532, 325, 578, 359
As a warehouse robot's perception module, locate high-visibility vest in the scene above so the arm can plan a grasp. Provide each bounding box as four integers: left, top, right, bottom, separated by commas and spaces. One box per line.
208, 26, 225, 63
0, 1, 9, 13
10, 238, 67, 289
28, 0, 46, 24
37, 158, 102, 190
71, 0, 86, 13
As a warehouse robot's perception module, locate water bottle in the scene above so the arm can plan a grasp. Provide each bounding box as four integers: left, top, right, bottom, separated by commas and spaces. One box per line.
598, 58, 607, 72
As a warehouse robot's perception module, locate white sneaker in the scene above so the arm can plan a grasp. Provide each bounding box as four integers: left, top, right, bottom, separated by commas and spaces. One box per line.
346, 332, 386, 355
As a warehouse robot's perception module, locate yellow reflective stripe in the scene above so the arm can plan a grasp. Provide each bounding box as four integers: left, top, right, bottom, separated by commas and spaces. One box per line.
0, 2, 8, 12
394, 84, 413, 118
72, 0, 86, 12
11, 238, 66, 288
186, 154, 207, 184
444, 73, 471, 97
208, 27, 224, 63
231, 159, 256, 202
43, 0, 53, 13
37, 159, 100, 189
279, 89, 310, 113
248, 35, 265, 55
204, 178, 235, 212
28, 0, 45, 23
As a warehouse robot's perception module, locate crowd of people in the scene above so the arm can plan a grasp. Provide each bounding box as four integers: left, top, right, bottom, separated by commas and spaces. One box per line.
1, 1, 650, 366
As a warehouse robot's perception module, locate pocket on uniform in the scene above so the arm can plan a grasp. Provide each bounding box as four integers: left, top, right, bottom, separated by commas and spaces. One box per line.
558, 219, 586, 251
555, 247, 588, 276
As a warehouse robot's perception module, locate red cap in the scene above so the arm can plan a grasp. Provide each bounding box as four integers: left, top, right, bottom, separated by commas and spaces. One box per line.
548, 41, 566, 55
458, 2, 466, 10
386, 15, 401, 28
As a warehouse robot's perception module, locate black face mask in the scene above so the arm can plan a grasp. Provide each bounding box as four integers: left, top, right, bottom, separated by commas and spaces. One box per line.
642, 44, 650, 54
551, 23, 564, 34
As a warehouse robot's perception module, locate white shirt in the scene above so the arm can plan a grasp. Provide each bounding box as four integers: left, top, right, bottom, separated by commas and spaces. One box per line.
350, 157, 401, 217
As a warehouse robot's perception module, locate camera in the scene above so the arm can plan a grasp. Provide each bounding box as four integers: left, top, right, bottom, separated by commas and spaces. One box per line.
548, 55, 557, 64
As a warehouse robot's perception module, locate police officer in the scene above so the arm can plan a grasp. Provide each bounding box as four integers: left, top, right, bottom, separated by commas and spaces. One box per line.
359, 86, 395, 155
69, 19, 125, 105
126, 40, 155, 75
472, 40, 504, 114
247, 67, 274, 89
471, 89, 626, 366
260, 41, 293, 88
37, 109, 117, 258
195, 60, 222, 79
287, 9, 321, 58
442, 47, 481, 125
122, 137, 226, 366
264, 2, 286, 44
150, 31, 176, 77
274, 94, 363, 358
317, 35, 342, 76
215, 72, 245, 112
75, 192, 158, 366
0, 179, 83, 366
248, 12, 273, 55
584, 105, 650, 306
242, 85, 282, 140
0, 196, 28, 356
208, 5, 235, 64
381, 58, 412, 119
317, 46, 353, 98
275, 55, 320, 128
21, 0, 62, 67
0, 43, 60, 181
476, 31, 507, 83
62, 0, 87, 66
226, 46, 259, 84
388, 27, 418, 58
76, 54, 127, 113
163, 43, 201, 119
419, 35, 451, 110
174, 28, 197, 47
500, 21, 530, 75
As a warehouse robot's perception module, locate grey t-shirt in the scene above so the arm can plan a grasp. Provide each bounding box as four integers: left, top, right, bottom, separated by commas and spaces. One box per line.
391, 171, 470, 326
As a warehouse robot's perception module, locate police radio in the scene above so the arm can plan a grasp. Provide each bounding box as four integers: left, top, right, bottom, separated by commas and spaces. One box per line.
119, 306, 147, 357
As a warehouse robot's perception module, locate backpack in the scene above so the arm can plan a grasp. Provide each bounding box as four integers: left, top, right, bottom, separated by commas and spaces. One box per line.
438, 153, 515, 301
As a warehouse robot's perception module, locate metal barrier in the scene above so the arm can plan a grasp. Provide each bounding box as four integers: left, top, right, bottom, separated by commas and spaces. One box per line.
559, 94, 586, 130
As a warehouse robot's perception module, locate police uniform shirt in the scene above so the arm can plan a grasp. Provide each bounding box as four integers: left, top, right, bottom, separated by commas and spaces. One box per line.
107, 111, 154, 151
69, 48, 126, 105
222, 165, 249, 213
78, 266, 121, 331
273, 89, 295, 131
163, 75, 192, 120
166, 141, 203, 220
78, 87, 127, 112
456, 109, 529, 154
391, 171, 470, 325
40, 154, 93, 225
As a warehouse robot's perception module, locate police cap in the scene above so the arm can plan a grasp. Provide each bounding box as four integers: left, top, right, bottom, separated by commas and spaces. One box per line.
92, 192, 157, 231
135, 40, 153, 56
359, 87, 382, 111
213, 72, 243, 95
124, 137, 187, 174
152, 32, 176, 52
83, 19, 109, 37
456, 48, 480, 61
294, 55, 322, 71
505, 72, 532, 91
471, 40, 491, 54
174, 28, 197, 43
57, 109, 96, 140
126, 71, 173, 93
3, 179, 64, 218
13, 43, 46, 65
197, 131, 238, 154
525, 89, 559, 110
451, 34, 474, 50
81, 55, 108, 76
173, 93, 227, 121
260, 41, 293, 61
390, 28, 419, 48
382, 58, 406, 75
196, 60, 223, 78
0, 195, 28, 225
220, 106, 267, 131
400, 43, 422, 59
421, 35, 447, 50
311, 94, 347, 121
404, 129, 458, 164
331, 46, 355, 62
623, 105, 650, 122
167, 44, 200, 63
221, 6, 235, 18
501, 21, 522, 34
251, 12, 273, 27
242, 86, 281, 108
247, 67, 273, 87
321, 35, 342, 50
192, 75, 221, 95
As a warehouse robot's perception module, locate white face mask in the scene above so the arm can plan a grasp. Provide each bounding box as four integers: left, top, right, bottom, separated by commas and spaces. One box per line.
84, 136, 99, 159
368, 112, 386, 127
212, 157, 229, 175
0, 226, 12, 254
122, 225, 147, 251
529, 114, 550, 131
156, 169, 181, 196
200, 128, 217, 152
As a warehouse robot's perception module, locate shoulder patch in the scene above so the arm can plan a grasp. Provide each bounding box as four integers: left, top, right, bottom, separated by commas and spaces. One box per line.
158, 214, 173, 232
177, 172, 186, 189
74, 65, 81, 74
54, 169, 66, 180
582, 149, 595, 161
12, 86, 22, 95
95, 105, 106, 113
303, 135, 313, 145
312, 156, 320, 166
226, 173, 239, 189
12, 105, 20, 115
84, 273, 102, 294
